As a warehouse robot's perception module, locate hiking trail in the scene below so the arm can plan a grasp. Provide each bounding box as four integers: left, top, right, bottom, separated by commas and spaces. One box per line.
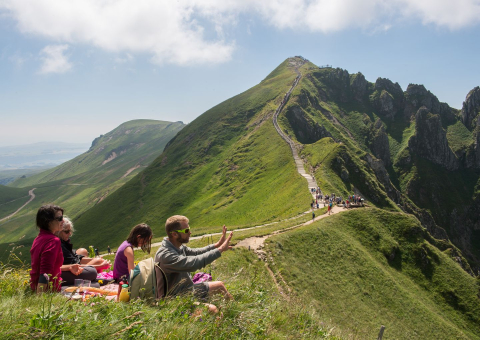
0, 188, 36, 222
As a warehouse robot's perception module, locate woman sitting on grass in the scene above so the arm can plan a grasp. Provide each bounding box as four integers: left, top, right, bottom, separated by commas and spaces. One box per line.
112, 223, 152, 282
30, 205, 83, 293
56, 217, 111, 285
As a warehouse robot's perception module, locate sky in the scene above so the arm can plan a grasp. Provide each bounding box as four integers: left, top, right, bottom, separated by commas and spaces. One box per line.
0, 0, 479, 147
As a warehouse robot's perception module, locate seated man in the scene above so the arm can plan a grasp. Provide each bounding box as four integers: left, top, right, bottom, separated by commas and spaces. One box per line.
155, 215, 233, 301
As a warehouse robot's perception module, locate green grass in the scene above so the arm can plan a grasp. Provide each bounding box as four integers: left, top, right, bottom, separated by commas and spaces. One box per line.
265, 208, 480, 339
0, 185, 30, 221
1, 248, 337, 339
0, 120, 184, 248
446, 120, 474, 153
300, 138, 397, 210
69, 59, 312, 251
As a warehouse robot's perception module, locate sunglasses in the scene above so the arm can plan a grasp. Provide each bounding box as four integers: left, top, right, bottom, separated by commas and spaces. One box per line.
63, 229, 72, 234
54, 216, 64, 222
174, 228, 190, 234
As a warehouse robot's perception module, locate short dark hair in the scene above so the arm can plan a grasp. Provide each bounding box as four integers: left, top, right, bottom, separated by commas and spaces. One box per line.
165, 215, 189, 235
36, 204, 64, 231
126, 223, 152, 253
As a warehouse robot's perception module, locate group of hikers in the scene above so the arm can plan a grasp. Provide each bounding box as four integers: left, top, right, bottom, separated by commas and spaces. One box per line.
30, 204, 234, 306
309, 188, 365, 218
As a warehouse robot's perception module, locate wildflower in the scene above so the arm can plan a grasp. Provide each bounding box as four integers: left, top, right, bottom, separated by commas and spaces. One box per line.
98, 280, 103, 285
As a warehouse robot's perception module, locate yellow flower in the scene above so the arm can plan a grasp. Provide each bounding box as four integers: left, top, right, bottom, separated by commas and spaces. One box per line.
98, 280, 103, 284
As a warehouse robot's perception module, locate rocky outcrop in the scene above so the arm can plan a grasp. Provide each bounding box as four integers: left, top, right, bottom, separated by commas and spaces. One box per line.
461, 87, 480, 130
370, 78, 405, 119
367, 119, 391, 167
404, 84, 457, 125
350, 72, 367, 101
408, 107, 459, 171
285, 106, 332, 144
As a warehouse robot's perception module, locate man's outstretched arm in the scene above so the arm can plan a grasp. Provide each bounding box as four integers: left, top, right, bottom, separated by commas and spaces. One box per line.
184, 225, 228, 256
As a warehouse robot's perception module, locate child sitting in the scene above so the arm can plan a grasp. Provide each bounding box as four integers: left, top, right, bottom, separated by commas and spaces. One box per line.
112, 223, 152, 282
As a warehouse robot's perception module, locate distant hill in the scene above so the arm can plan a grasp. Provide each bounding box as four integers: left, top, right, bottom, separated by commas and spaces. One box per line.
0, 119, 184, 245
0, 142, 89, 169
0, 166, 54, 185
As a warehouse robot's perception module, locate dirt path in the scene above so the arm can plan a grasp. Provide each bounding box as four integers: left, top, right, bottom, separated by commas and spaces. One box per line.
235, 205, 346, 251
272, 60, 317, 191
0, 188, 36, 222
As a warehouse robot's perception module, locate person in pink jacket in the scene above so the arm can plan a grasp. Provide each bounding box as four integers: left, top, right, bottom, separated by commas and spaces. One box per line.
30, 205, 83, 293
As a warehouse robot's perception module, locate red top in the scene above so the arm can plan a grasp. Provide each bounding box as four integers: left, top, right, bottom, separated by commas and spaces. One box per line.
30, 229, 64, 292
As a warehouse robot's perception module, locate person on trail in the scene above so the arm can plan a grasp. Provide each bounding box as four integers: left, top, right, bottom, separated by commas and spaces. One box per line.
312, 211, 315, 220
113, 223, 153, 282
107, 245, 111, 254
155, 215, 234, 301
328, 202, 333, 215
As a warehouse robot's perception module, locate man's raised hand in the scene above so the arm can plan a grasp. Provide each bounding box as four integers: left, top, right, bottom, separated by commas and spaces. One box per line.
218, 231, 234, 253
215, 225, 227, 248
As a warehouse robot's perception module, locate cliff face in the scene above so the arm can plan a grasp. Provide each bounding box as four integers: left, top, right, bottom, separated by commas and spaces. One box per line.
408, 107, 459, 171
461, 86, 480, 130
285, 105, 332, 144
366, 119, 391, 167
288, 65, 480, 271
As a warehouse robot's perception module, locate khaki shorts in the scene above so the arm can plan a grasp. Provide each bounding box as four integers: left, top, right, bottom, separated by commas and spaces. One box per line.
193, 282, 209, 301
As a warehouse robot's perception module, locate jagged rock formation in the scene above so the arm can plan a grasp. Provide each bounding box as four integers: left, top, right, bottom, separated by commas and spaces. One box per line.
366, 119, 391, 167
285, 106, 332, 144
408, 107, 459, 171
461, 86, 480, 130
404, 84, 457, 124
370, 78, 405, 119
350, 72, 367, 101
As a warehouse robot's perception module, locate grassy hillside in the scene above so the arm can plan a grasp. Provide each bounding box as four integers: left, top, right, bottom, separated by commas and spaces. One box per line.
0, 185, 30, 221
72, 59, 312, 249
266, 208, 480, 339
1, 247, 338, 339
0, 120, 184, 249
10, 120, 184, 187
273, 62, 480, 269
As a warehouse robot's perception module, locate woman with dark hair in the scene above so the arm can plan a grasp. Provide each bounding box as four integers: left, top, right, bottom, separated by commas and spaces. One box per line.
112, 223, 152, 281
30, 205, 83, 293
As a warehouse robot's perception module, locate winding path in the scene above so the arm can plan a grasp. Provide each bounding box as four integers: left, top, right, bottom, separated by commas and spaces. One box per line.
0, 188, 36, 222
272, 60, 317, 190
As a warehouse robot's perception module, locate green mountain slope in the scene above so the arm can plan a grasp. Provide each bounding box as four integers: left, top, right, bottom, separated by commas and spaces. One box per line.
73, 60, 312, 248
0, 120, 184, 246
0, 185, 30, 221
275, 62, 480, 269
266, 208, 480, 339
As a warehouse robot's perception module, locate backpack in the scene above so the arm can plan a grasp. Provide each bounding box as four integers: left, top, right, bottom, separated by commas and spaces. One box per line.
130, 258, 168, 300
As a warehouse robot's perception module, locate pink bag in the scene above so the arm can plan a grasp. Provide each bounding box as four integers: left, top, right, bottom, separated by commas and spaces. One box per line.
192, 272, 212, 283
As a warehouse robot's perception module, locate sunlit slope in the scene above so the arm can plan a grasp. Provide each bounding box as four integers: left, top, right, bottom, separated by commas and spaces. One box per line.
74, 60, 312, 248
0, 120, 184, 245
0, 185, 30, 221
277, 62, 480, 268
266, 208, 480, 339
11, 120, 184, 188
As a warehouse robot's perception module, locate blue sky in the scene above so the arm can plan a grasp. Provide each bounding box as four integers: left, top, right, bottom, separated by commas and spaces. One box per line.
0, 0, 479, 147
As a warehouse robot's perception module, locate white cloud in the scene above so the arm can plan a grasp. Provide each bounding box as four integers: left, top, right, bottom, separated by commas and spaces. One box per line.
9, 52, 30, 68
0, 0, 479, 66
38, 44, 72, 74
114, 53, 134, 64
